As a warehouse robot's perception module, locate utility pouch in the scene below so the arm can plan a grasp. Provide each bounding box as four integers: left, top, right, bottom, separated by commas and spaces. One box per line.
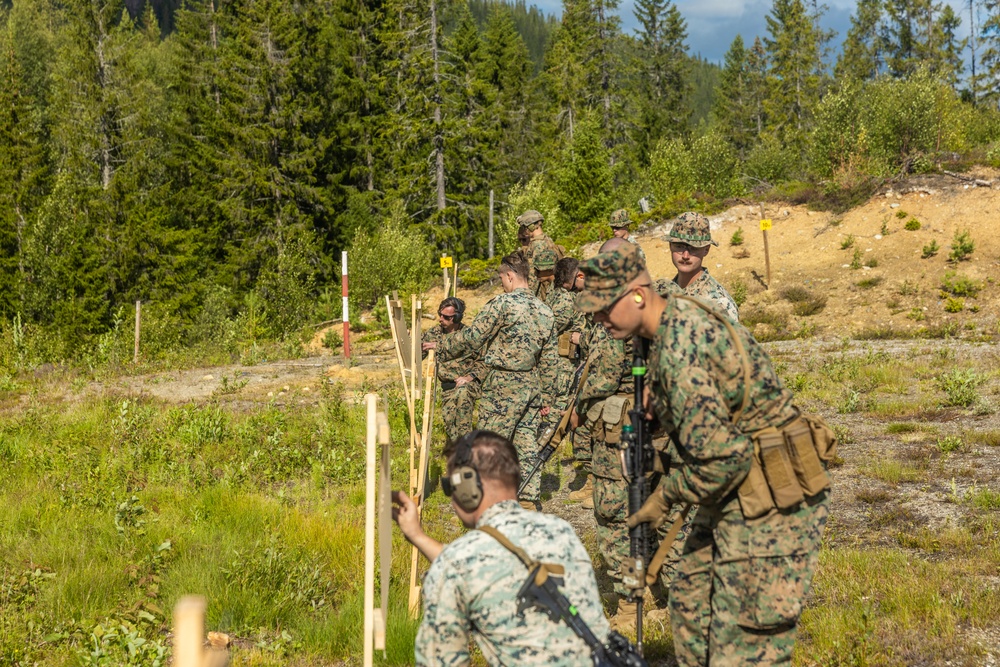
756, 428, 804, 510
784, 418, 830, 497
557, 332, 577, 360
601, 394, 631, 445
803, 413, 838, 462
738, 447, 776, 520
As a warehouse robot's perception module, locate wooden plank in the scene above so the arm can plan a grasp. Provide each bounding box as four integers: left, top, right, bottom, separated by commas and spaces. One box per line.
363, 394, 377, 667
378, 404, 391, 657
173, 595, 205, 667
373, 609, 386, 651
409, 353, 437, 618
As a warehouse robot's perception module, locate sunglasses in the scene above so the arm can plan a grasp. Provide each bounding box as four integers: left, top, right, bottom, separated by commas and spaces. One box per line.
439, 314, 455, 320
669, 242, 699, 254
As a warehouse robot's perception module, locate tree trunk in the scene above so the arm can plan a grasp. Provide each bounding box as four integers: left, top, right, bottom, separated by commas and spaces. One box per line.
430, 0, 445, 212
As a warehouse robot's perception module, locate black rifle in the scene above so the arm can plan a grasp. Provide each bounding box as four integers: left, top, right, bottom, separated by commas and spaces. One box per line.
519, 359, 591, 497
619, 336, 653, 655
517, 565, 648, 667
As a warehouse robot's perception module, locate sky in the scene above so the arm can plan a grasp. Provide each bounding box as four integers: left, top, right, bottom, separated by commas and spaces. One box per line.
529, 0, 977, 66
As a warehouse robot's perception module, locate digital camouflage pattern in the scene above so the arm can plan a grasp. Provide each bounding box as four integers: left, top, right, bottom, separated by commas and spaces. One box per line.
516, 209, 544, 227
436, 288, 559, 501
665, 211, 718, 247
624, 234, 646, 264
423, 324, 485, 443
609, 208, 631, 228
415, 500, 610, 666
644, 293, 827, 666
545, 286, 586, 411
653, 269, 739, 323
526, 234, 559, 295
575, 244, 645, 315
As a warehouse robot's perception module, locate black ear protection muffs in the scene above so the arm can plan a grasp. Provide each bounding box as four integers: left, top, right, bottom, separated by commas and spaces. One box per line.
441, 431, 483, 512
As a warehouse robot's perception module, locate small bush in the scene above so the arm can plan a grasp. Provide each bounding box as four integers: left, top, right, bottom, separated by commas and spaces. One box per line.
904, 218, 921, 231
907, 307, 926, 321
865, 257, 879, 268
349, 216, 435, 310
940, 272, 981, 297
949, 230, 974, 262
857, 276, 883, 289
779, 286, 812, 302
936, 436, 963, 454
850, 248, 863, 269
944, 297, 964, 313
841, 234, 856, 250
922, 240, 939, 258
322, 328, 343, 351
460, 257, 501, 288
727, 278, 748, 307
730, 228, 744, 246
936, 368, 985, 407
898, 280, 918, 296
794, 297, 828, 316
895, 210, 908, 219
880, 219, 890, 235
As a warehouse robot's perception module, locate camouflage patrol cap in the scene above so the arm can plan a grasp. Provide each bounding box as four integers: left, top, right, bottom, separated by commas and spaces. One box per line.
534, 248, 557, 271
516, 210, 544, 227
666, 211, 718, 248
609, 208, 631, 229
575, 244, 647, 314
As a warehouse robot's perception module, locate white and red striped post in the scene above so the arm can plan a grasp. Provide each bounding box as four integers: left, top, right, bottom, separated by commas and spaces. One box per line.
342, 251, 351, 359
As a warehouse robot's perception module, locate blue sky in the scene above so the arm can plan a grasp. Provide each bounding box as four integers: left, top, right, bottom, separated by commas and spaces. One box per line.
530, 0, 976, 66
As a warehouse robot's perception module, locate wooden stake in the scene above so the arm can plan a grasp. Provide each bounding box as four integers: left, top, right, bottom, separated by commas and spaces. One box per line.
134, 300, 141, 364
759, 203, 772, 289
442, 253, 450, 297
452, 262, 458, 297
363, 393, 377, 667
409, 352, 437, 617
385, 296, 412, 408
488, 189, 495, 259
376, 407, 390, 653
173, 596, 205, 667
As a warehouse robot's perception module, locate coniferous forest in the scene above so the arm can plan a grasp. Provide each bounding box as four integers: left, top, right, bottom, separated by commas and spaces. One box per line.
0, 0, 999, 363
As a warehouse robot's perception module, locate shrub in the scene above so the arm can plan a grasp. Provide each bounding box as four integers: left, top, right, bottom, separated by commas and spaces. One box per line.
944, 297, 964, 313
690, 130, 744, 198
936, 436, 963, 454
779, 286, 812, 302
744, 136, 798, 185
865, 257, 879, 268
907, 307, 926, 321
780, 286, 827, 316
936, 368, 985, 407
459, 257, 501, 288
322, 328, 342, 351
840, 234, 856, 250
730, 228, 744, 246
940, 272, 981, 297
850, 248, 863, 269
904, 218, 921, 231
857, 276, 883, 289
895, 210, 908, 219
349, 215, 435, 310
727, 278, 748, 307
949, 230, 974, 262
880, 219, 890, 235
922, 240, 939, 258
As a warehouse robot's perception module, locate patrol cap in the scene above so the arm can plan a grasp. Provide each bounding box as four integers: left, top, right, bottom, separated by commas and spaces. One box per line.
666, 211, 718, 248
575, 244, 646, 314
516, 210, 544, 227
609, 208, 631, 229
534, 248, 557, 271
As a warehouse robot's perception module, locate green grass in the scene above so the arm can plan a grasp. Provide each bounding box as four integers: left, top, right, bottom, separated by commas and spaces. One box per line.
860, 459, 926, 485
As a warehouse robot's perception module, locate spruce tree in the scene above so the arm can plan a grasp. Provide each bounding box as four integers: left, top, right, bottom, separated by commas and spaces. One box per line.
764, 0, 823, 149
980, 0, 1000, 104
835, 0, 885, 81
556, 114, 611, 226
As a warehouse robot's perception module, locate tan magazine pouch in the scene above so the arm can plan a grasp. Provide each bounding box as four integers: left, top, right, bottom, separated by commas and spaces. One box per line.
784, 418, 831, 496
601, 394, 631, 445
557, 332, 578, 359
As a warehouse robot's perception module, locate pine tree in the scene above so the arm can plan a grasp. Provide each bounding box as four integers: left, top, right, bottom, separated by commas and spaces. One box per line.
931, 5, 965, 86
980, 0, 1000, 104
632, 0, 690, 160
556, 114, 611, 226
836, 0, 885, 81
542, 0, 593, 145
764, 0, 823, 148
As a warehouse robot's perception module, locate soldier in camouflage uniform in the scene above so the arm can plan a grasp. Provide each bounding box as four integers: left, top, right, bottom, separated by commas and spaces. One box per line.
393, 431, 611, 666
432, 252, 559, 507
651, 211, 740, 323
517, 209, 561, 295
534, 248, 558, 302
577, 243, 830, 666
609, 208, 646, 264
421, 297, 485, 444
546, 258, 587, 415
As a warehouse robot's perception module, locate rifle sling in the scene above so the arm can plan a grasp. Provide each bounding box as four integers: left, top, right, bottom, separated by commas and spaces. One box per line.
643, 298, 752, 586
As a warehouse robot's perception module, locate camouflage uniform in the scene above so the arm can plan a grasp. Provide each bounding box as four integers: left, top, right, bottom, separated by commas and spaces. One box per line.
423, 324, 486, 443
577, 245, 829, 667
660, 211, 740, 322
518, 210, 560, 295
609, 208, 646, 264
653, 269, 739, 323
575, 317, 634, 597
436, 289, 558, 502
545, 285, 587, 413
534, 248, 558, 302
415, 500, 611, 665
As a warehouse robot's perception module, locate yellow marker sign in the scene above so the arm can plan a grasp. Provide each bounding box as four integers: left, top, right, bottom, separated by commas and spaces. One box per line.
759, 219, 773, 232
439, 256, 453, 269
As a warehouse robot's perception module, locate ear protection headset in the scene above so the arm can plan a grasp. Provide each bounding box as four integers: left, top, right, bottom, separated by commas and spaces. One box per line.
439, 298, 465, 324
441, 431, 483, 512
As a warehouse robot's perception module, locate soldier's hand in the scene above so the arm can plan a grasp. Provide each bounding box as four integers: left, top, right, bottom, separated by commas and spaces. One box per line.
455, 375, 472, 387
642, 385, 654, 420
392, 490, 423, 540
421, 341, 436, 351
626, 488, 671, 530
540, 406, 551, 417
569, 409, 580, 429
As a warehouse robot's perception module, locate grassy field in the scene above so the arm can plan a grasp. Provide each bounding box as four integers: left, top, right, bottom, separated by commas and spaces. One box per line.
3, 336, 1000, 666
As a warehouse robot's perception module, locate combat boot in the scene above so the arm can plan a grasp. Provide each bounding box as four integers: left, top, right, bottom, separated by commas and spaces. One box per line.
568, 475, 593, 502
518, 500, 537, 511
610, 598, 639, 633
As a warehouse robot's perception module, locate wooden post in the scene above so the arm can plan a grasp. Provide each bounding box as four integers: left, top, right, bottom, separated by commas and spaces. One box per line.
488, 189, 494, 259
342, 251, 351, 358
364, 393, 377, 667
759, 204, 772, 289
409, 353, 437, 617
452, 262, 458, 297
133, 300, 141, 364
173, 596, 205, 667
364, 393, 391, 665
